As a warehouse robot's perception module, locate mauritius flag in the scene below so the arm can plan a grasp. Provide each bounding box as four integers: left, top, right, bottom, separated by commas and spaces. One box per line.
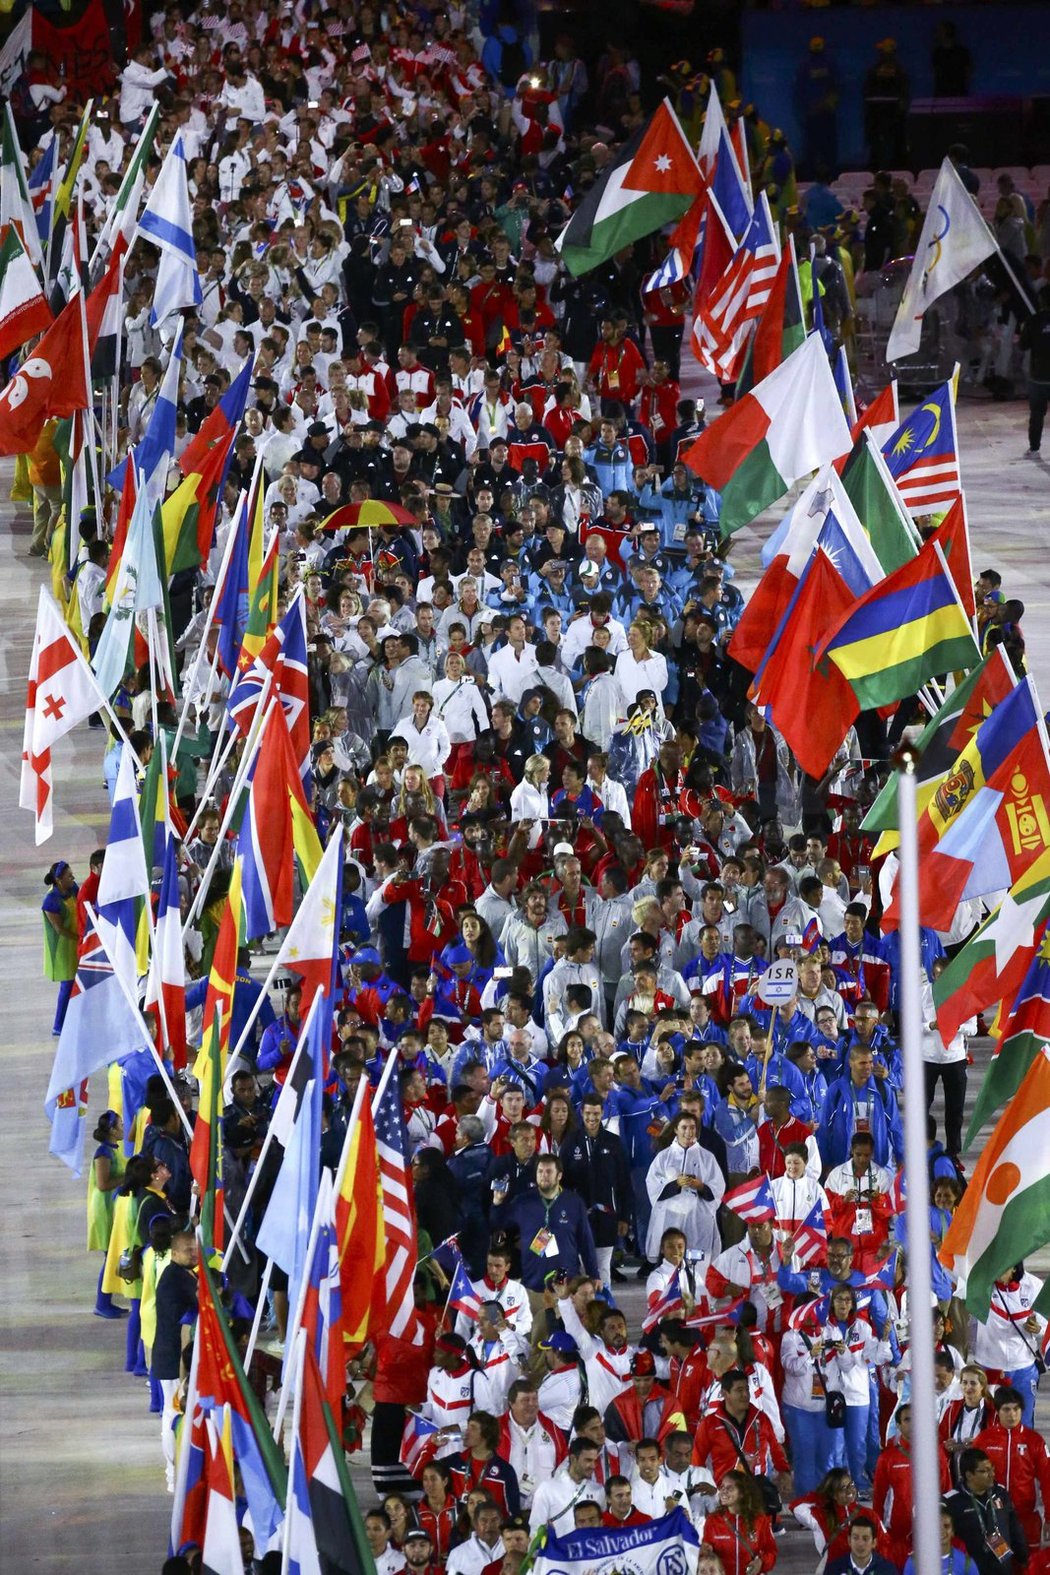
684, 332, 850, 535
556, 100, 702, 277
940, 1045, 1050, 1316
816, 536, 980, 710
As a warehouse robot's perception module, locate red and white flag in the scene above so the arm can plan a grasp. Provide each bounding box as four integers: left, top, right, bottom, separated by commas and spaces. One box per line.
20, 587, 108, 843
0, 286, 89, 455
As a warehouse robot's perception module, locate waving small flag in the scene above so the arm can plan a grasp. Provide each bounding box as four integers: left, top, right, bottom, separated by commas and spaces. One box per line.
643, 1268, 684, 1333
448, 1258, 483, 1322
400, 1412, 441, 1475
793, 1200, 827, 1268
724, 1175, 776, 1222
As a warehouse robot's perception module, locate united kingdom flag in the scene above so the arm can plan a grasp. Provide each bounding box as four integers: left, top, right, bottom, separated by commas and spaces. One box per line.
226, 591, 311, 785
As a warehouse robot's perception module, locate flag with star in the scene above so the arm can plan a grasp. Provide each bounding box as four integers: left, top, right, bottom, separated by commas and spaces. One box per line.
555, 100, 702, 277
863, 647, 1017, 852
881, 383, 961, 517
933, 846, 1050, 1045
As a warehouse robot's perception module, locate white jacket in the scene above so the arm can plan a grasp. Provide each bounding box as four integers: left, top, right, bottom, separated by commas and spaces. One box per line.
970, 1272, 1047, 1373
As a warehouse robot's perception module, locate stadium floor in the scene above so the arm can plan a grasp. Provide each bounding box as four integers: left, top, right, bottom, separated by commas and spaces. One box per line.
1, 409, 1047, 1570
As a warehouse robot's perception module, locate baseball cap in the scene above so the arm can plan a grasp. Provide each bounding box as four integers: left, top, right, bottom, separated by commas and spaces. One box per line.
539, 1331, 578, 1355
445, 943, 473, 967
631, 1351, 656, 1377
351, 945, 381, 966
552, 841, 575, 858
403, 1528, 433, 1545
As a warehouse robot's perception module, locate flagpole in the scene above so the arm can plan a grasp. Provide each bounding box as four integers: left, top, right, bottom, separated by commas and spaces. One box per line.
271, 1067, 371, 1442
183, 692, 277, 932
242, 1258, 276, 1374
895, 746, 941, 1575
83, 899, 194, 1144
76, 276, 104, 538
280, 1327, 309, 1575
220, 1017, 318, 1273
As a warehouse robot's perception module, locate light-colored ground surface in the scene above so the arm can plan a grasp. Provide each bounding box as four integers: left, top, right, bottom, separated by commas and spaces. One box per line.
0, 402, 1047, 1572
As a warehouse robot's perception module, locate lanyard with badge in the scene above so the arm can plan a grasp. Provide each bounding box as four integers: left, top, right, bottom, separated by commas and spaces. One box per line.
853, 1166, 875, 1236
966, 1491, 1013, 1563
530, 1196, 560, 1259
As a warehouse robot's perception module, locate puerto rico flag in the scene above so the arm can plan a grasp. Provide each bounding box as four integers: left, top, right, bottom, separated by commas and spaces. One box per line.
723, 1175, 776, 1222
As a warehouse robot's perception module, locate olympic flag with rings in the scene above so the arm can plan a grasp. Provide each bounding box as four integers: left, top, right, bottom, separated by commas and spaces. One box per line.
886, 156, 997, 364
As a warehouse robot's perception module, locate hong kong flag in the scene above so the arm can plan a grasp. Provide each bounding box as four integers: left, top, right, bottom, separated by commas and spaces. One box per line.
20, 587, 109, 843
0, 288, 89, 456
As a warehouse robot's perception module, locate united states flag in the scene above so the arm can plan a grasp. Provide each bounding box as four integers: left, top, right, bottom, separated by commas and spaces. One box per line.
694, 193, 779, 381
374, 1065, 421, 1343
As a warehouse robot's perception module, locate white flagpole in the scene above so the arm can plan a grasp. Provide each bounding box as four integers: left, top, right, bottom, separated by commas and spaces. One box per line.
183, 691, 276, 930
896, 747, 942, 1575
280, 1328, 309, 1574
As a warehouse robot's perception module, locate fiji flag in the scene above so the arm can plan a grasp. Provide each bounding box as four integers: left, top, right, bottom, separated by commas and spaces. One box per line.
723, 1175, 776, 1222
881, 383, 961, 517
793, 1200, 827, 1268
448, 1258, 483, 1321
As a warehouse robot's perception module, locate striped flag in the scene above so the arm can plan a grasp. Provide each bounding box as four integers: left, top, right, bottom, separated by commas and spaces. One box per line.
642, 1268, 684, 1333
335, 1086, 386, 1349
695, 192, 780, 381
237, 703, 322, 940
286, 1338, 376, 1575
144, 820, 188, 1069
95, 746, 151, 987
199, 1409, 243, 1575
227, 592, 312, 784
0, 225, 52, 359
91, 104, 160, 278
723, 1175, 776, 1221
882, 383, 961, 517
136, 130, 202, 326
400, 1412, 441, 1475
373, 1062, 421, 1343
1, 100, 43, 268
301, 1170, 348, 1416
793, 1200, 827, 1268
448, 1258, 483, 1321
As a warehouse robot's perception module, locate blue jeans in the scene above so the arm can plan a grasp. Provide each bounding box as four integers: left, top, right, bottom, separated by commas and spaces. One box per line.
829, 1403, 871, 1490
1003, 1363, 1039, 1428
784, 1403, 834, 1495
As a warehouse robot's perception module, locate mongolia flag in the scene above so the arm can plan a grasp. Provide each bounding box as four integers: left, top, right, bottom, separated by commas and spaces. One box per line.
643, 1268, 684, 1333
882, 675, 1045, 931
448, 1258, 483, 1322
683, 332, 850, 535
238, 703, 322, 940
723, 1175, 776, 1222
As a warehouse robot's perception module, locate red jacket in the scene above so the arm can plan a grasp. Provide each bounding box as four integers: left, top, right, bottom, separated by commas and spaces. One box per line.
872, 1439, 950, 1564
603, 1383, 685, 1446
603, 1509, 652, 1527
757, 1117, 817, 1178
703, 1510, 778, 1575
975, 1422, 1050, 1527
692, 1405, 789, 1481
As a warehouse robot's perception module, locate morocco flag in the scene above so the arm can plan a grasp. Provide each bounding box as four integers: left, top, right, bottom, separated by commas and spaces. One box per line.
0, 226, 52, 360
683, 332, 851, 534
939, 1044, 1050, 1316
556, 99, 701, 277
0, 287, 89, 456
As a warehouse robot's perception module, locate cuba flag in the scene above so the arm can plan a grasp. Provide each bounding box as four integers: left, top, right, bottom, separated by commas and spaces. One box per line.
533, 1508, 700, 1575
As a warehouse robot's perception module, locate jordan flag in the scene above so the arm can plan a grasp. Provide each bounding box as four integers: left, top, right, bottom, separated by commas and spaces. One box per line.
556, 100, 701, 277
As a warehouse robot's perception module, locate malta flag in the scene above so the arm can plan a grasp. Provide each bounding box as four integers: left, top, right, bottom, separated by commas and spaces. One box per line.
0, 226, 52, 360
939, 1045, 1050, 1316
887, 158, 996, 364
20, 587, 109, 843
556, 99, 701, 277
0, 287, 89, 456
684, 332, 851, 535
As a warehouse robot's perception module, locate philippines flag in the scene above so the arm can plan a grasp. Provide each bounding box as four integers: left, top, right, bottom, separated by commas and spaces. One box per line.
400, 1413, 441, 1475
793, 1201, 827, 1268
642, 1268, 684, 1333
448, 1259, 483, 1322
723, 1175, 776, 1222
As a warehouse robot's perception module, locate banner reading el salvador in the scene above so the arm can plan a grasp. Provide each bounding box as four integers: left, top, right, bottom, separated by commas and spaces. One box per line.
533, 1508, 700, 1575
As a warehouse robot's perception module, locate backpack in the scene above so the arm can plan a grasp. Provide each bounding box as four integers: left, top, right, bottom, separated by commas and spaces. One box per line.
8, 74, 35, 122
498, 35, 527, 90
